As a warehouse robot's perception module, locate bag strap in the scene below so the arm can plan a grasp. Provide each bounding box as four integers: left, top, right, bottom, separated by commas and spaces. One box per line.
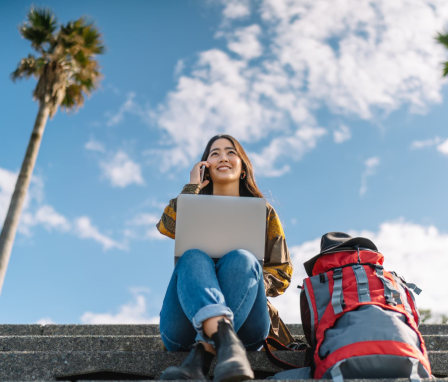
263, 337, 307, 370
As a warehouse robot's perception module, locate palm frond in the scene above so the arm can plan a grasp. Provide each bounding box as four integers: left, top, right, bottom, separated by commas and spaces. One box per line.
436, 32, 448, 49
61, 84, 84, 110
443, 62, 448, 78
80, 22, 105, 54
436, 32, 448, 77
20, 8, 57, 53
11, 54, 45, 81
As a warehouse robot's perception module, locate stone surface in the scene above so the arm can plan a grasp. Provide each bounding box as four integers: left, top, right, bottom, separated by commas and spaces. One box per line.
0, 324, 445, 380
0, 335, 163, 352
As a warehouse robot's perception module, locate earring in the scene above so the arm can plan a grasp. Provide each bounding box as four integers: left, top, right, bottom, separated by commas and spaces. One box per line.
241, 171, 246, 179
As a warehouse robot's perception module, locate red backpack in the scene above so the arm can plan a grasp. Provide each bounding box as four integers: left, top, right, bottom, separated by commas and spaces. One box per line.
300, 232, 432, 380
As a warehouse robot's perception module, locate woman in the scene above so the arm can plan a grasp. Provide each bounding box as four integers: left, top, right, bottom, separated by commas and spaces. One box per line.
157, 135, 293, 382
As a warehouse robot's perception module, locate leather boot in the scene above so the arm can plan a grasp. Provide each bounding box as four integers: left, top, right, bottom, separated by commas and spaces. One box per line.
160, 342, 214, 380
211, 319, 254, 382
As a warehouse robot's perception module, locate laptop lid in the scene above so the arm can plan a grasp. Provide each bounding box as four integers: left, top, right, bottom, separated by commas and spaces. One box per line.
175, 194, 266, 261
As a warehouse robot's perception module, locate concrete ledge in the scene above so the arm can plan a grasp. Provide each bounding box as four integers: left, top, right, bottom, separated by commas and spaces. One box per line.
0, 334, 445, 352
0, 324, 445, 336
0, 350, 445, 380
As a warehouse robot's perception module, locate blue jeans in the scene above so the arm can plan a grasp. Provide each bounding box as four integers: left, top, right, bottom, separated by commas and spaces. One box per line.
160, 249, 270, 351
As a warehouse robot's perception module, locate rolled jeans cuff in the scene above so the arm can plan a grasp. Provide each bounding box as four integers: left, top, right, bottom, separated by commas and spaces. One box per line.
192, 304, 234, 343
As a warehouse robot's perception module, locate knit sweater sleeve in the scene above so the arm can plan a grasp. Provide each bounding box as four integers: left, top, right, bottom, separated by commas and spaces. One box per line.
263, 204, 293, 297
156, 184, 201, 239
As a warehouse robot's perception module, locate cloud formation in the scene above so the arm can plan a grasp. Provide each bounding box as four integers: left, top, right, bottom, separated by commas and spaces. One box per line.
411, 136, 448, 156
22, 205, 71, 233
85, 138, 106, 153
147, 0, 448, 176
360, 156, 380, 196
100, 151, 144, 188
1, 166, 125, 251
81, 288, 159, 324
270, 219, 448, 323
333, 124, 351, 143
75, 216, 126, 251
125, 213, 166, 241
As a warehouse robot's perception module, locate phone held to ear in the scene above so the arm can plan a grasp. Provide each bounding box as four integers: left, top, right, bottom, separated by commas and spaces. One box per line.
200, 165, 206, 183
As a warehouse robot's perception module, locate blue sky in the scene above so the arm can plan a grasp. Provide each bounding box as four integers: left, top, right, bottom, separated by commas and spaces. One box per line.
1, 0, 448, 324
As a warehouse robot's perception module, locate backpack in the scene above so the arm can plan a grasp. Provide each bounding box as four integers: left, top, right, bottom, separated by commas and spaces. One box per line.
300, 232, 432, 380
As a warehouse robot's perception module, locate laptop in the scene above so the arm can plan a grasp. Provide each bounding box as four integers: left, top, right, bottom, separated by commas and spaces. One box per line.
175, 194, 266, 262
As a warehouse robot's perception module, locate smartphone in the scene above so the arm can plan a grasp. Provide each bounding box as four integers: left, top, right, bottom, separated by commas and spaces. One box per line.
200, 165, 206, 183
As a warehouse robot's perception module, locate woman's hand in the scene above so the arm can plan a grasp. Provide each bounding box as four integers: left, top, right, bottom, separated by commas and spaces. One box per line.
190, 161, 210, 189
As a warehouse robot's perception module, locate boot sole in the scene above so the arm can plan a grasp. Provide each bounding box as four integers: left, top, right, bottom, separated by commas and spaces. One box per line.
213, 367, 254, 382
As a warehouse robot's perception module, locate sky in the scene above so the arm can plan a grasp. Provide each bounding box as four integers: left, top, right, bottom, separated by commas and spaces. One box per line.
0, 0, 448, 325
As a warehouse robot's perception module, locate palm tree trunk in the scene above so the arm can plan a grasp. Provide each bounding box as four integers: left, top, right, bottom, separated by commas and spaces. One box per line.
0, 101, 50, 293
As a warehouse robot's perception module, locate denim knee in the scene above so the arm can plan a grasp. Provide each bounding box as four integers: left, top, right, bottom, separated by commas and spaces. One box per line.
176, 248, 214, 271
218, 249, 262, 278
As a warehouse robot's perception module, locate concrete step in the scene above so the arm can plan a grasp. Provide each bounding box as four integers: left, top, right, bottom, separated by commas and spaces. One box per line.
0, 323, 446, 336
0, 334, 446, 352
0, 324, 160, 336
0, 335, 164, 352
0, 350, 445, 380
0, 325, 445, 380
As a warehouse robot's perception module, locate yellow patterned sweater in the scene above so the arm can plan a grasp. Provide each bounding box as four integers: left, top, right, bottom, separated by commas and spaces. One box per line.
156, 184, 294, 344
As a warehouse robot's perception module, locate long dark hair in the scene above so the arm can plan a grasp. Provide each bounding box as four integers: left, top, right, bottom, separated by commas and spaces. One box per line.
199, 134, 264, 198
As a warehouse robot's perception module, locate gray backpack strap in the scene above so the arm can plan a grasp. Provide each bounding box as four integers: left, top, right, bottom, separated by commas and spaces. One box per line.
375, 267, 402, 305
406, 283, 422, 295
352, 264, 371, 302
330, 362, 344, 382
409, 357, 421, 382
331, 268, 344, 314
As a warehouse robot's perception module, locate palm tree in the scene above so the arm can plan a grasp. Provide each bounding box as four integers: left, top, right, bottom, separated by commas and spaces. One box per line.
436, 32, 448, 77
0, 8, 104, 292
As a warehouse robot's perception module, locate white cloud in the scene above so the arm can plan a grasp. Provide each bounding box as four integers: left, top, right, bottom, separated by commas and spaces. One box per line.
226, 25, 263, 60
74, 216, 125, 251
333, 124, 351, 143
148, 0, 448, 176
271, 220, 448, 323
0, 168, 59, 235
23, 205, 71, 232
0, 167, 126, 251
411, 137, 442, 149
81, 289, 159, 324
100, 151, 144, 188
260, 0, 448, 117
437, 138, 448, 155
36, 317, 56, 325
128, 213, 159, 226
250, 125, 326, 177
222, 0, 251, 19
126, 213, 167, 241
410, 136, 448, 155
85, 139, 106, 153
360, 156, 380, 196
106, 92, 138, 127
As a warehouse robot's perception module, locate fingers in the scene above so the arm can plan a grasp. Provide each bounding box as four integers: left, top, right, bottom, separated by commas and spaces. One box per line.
190, 161, 210, 185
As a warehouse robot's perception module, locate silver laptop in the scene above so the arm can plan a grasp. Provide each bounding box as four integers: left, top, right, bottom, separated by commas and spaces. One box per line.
175, 194, 266, 262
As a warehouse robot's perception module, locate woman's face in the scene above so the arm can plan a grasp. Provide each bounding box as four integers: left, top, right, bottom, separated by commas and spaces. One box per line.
207, 138, 243, 185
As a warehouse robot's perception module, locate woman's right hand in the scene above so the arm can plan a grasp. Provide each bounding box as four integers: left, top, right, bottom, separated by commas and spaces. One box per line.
190, 161, 210, 189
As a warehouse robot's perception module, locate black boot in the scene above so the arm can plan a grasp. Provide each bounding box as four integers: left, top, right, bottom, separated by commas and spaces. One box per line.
211, 319, 254, 382
160, 342, 214, 380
